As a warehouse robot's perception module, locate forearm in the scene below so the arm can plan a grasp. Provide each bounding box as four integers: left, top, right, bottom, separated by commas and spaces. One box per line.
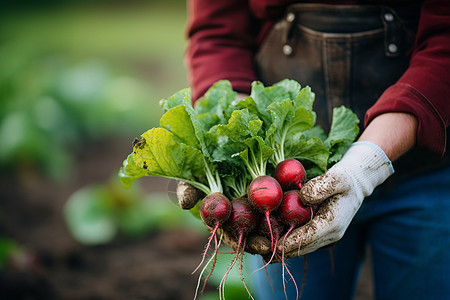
358, 112, 418, 161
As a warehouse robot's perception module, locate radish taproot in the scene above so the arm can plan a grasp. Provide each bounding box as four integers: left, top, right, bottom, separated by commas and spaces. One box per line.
248, 175, 283, 261
192, 192, 231, 298
252, 214, 286, 275
193, 193, 231, 273
277, 190, 313, 300
275, 158, 307, 190
220, 197, 260, 300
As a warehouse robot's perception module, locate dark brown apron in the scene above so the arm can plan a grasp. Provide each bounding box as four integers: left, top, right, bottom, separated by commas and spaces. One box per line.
255, 3, 450, 189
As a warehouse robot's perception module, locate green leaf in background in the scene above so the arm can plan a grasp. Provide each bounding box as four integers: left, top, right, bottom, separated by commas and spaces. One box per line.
64, 182, 205, 245
64, 185, 117, 245
197, 251, 255, 300
0, 237, 21, 269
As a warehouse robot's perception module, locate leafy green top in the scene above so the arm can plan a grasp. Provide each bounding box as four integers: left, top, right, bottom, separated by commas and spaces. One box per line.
119, 79, 360, 199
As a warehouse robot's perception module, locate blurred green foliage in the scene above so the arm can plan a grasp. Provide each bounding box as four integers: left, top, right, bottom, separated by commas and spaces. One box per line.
0, 237, 21, 269
64, 179, 205, 245
197, 251, 257, 300
0, 0, 188, 179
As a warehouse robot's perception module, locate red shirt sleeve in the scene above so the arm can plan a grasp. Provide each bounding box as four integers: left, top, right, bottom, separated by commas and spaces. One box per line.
185, 0, 260, 101
365, 0, 450, 156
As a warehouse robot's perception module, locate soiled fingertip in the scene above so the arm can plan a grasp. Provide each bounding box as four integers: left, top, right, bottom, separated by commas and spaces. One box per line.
300, 172, 344, 205
176, 181, 201, 209
246, 234, 271, 256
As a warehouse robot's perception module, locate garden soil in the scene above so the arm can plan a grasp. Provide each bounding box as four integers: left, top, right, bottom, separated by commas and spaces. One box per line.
0, 138, 373, 300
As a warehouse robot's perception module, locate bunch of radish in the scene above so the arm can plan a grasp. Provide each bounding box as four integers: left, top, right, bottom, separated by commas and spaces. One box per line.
191, 157, 313, 300
119, 79, 360, 300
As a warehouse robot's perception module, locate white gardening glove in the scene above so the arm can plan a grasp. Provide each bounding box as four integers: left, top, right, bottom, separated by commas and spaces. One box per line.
279, 141, 394, 258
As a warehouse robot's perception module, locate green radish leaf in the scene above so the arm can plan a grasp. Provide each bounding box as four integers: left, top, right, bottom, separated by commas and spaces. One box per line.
285, 135, 329, 173
325, 106, 360, 166
181, 93, 212, 158
195, 80, 237, 123
159, 88, 190, 113
238, 136, 274, 178
197, 112, 220, 132
294, 85, 315, 111
266, 100, 315, 146
119, 128, 208, 193
159, 105, 199, 148
216, 109, 263, 141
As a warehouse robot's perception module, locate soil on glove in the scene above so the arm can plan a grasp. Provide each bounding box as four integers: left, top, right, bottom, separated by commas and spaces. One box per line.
0, 138, 373, 300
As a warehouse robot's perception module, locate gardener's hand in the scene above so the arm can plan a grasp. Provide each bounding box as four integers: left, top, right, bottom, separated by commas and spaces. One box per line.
218, 228, 271, 256
279, 142, 394, 259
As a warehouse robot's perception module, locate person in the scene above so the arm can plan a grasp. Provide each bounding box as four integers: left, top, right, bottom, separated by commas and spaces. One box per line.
180, 1, 450, 299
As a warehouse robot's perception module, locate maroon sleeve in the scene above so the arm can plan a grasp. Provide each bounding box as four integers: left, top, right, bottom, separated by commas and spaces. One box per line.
185, 0, 259, 101
365, 0, 450, 156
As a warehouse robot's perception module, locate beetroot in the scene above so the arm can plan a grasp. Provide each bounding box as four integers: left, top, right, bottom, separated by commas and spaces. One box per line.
221, 197, 260, 300
224, 198, 259, 236
192, 192, 231, 298
199, 192, 232, 228
248, 175, 283, 213
248, 175, 283, 257
274, 158, 307, 190
278, 190, 312, 228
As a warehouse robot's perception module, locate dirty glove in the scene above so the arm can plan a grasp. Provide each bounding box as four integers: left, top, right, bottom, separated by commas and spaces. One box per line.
176, 181, 201, 209
176, 181, 271, 255
279, 141, 394, 258
218, 228, 271, 256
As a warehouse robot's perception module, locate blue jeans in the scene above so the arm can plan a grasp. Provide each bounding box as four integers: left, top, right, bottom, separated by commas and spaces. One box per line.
249, 166, 450, 300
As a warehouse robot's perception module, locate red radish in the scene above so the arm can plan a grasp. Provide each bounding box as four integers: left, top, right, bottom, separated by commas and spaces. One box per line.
247, 175, 283, 257
275, 158, 307, 190
199, 192, 232, 228
277, 190, 313, 300
278, 190, 311, 229
192, 192, 231, 298
220, 197, 260, 300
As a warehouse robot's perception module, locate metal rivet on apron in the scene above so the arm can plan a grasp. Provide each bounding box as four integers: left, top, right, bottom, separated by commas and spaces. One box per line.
384, 12, 394, 22
388, 43, 398, 53
283, 44, 293, 56
286, 12, 295, 22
